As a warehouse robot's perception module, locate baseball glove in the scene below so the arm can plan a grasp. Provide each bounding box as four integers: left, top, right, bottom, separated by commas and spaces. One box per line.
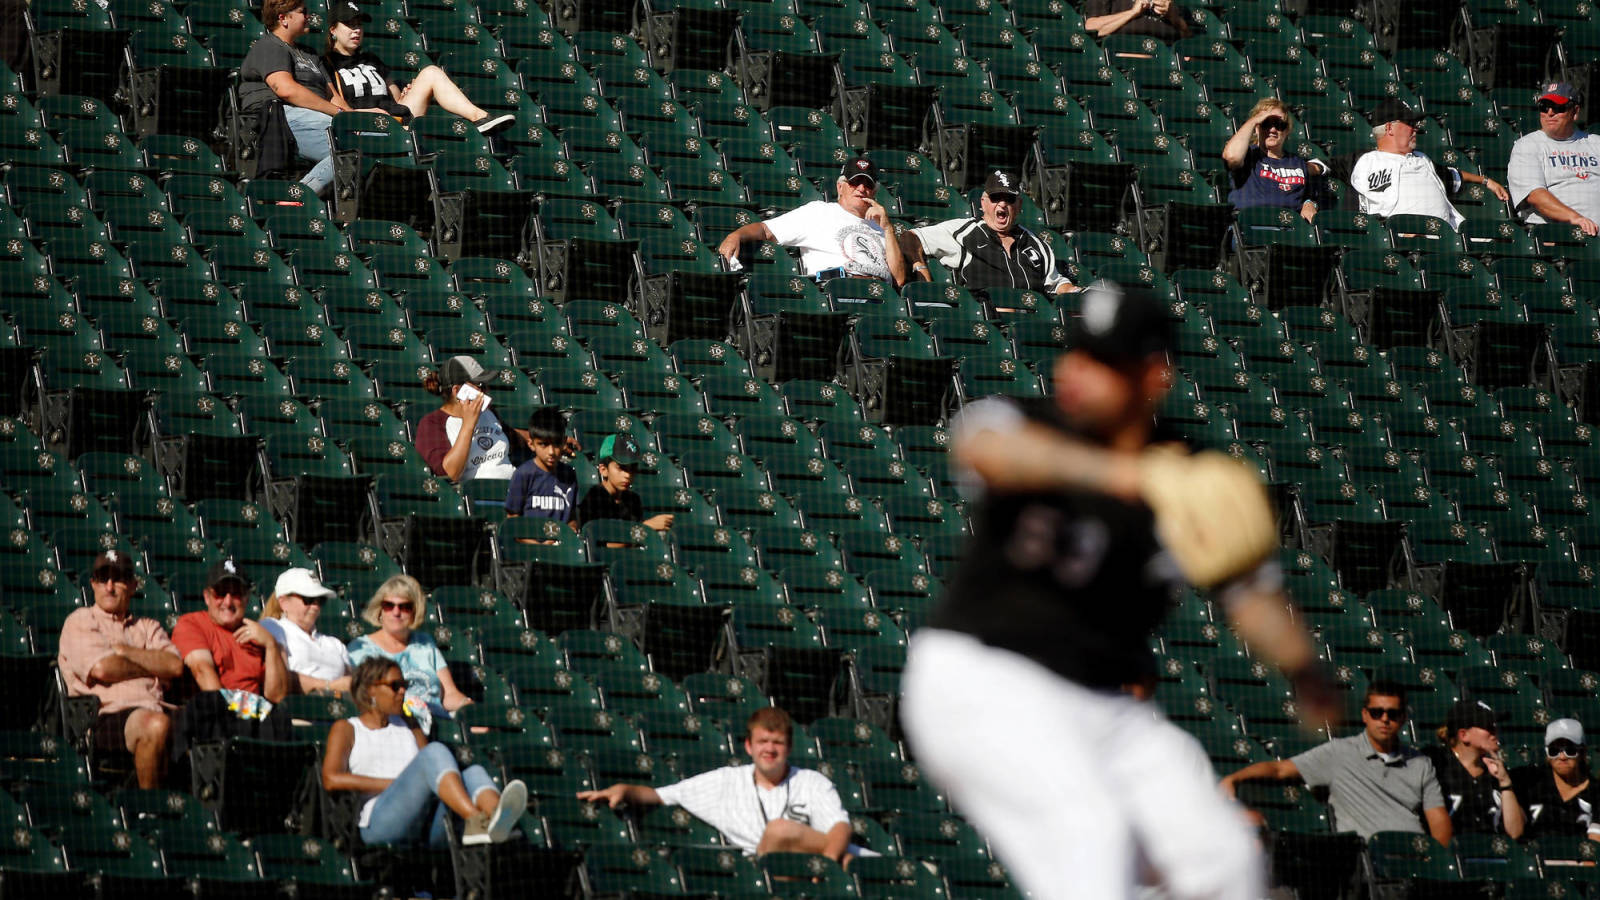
1138, 448, 1277, 588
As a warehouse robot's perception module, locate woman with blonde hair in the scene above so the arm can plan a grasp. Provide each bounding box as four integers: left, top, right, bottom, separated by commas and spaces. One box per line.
1222, 97, 1328, 222
346, 575, 472, 716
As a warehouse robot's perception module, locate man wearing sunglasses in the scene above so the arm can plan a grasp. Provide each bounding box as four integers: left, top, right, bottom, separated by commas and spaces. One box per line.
1349, 98, 1508, 231
901, 170, 1080, 295
1512, 718, 1600, 840
1507, 82, 1600, 237
1221, 680, 1452, 845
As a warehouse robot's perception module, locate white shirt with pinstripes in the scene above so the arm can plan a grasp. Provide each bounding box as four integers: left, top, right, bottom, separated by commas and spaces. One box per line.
653, 764, 850, 854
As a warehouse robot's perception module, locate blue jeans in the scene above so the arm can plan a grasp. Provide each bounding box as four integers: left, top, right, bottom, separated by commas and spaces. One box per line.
282, 105, 335, 195
360, 743, 497, 848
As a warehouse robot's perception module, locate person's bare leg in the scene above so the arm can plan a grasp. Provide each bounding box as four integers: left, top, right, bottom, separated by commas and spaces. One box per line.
124, 709, 172, 789
400, 65, 487, 121
435, 770, 494, 820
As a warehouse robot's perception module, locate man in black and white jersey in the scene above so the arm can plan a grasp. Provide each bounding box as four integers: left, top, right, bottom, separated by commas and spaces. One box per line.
900, 282, 1335, 899
901, 170, 1079, 294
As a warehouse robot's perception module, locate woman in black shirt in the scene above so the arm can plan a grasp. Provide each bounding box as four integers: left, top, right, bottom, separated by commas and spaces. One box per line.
1513, 718, 1600, 840
322, 0, 512, 134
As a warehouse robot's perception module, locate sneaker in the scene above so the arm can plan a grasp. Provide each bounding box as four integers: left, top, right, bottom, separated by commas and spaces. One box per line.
474, 113, 514, 135
487, 779, 527, 843
460, 812, 492, 846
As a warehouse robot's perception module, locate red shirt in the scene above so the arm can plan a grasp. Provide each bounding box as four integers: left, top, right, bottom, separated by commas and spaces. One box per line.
172, 611, 266, 694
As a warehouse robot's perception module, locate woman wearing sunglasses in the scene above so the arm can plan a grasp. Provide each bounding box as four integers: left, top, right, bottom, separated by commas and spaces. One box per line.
323, 658, 526, 847
347, 575, 472, 716
263, 568, 352, 695
1222, 98, 1328, 223
1512, 718, 1600, 840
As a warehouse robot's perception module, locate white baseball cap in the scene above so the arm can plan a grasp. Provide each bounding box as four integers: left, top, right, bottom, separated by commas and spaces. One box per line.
274, 567, 336, 601
1546, 718, 1585, 748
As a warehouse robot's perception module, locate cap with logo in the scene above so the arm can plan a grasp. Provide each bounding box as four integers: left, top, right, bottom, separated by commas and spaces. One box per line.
1537, 82, 1580, 105
1546, 717, 1585, 748
1067, 281, 1173, 367
984, 170, 1021, 199
1367, 98, 1424, 127
274, 567, 336, 601
330, 0, 371, 26
440, 355, 500, 388
1444, 698, 1505, 733
91, 549, 136, 581
841, 157, 878, 187
598, 433, 641, 466
206, 558, 252, 592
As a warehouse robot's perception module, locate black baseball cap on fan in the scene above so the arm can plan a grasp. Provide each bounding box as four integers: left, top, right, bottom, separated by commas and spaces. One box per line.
1067, 281, 1173, 368
330, 0, 371, 26
841, 157, 878, 187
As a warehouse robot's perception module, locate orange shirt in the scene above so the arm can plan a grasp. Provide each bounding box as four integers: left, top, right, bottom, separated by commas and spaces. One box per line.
172, 611, 266, 694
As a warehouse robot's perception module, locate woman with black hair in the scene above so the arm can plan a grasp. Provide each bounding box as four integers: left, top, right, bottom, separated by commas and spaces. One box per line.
322, 657, 525, 847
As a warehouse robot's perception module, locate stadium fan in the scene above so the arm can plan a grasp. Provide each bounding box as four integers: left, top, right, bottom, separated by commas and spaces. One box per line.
1422, 700, 1526, 837
1345, 99, 1507, 230
323, 658, 526, 846
415, 355, 520, 484
238, 0, 349, 195
1223, 98, 1329, 223
321, 0, 513, 133
261, 567, 352, 695
347, 575, 473, 716
1508, 82, 1600, 235
1084, 0, 1189, 41
1512, 718, 1600, 840
901, 169, 1080, 294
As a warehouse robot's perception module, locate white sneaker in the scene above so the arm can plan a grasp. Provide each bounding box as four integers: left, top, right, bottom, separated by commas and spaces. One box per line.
487, 779, 527, 843
474, 113, 515, 135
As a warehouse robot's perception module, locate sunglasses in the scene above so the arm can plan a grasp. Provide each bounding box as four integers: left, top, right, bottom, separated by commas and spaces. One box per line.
1365, 706, 1406, 721
1548, 741, 1583, 759
1260, 117, 1289, 132
1538, 100, 1574, 114
382, 680, 408, 692
381, 600, 415, 613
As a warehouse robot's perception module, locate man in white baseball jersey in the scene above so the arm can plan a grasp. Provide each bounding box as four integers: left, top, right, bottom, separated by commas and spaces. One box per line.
1350, 98, 1508, 231
576, 707, 856, 862
1507, 82, 1600, 236
715, 158, 908, 287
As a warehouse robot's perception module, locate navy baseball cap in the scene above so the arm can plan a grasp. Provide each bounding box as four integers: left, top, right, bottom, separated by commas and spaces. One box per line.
1538, 82, 1580, 105
205, 557, 251, 593
1067, 281, 1173, 368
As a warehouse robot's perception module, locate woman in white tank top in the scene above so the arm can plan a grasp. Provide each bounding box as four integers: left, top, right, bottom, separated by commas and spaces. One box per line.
321, 658, 526, 847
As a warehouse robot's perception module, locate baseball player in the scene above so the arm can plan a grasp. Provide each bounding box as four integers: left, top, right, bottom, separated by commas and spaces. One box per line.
900, 282, 1336, 899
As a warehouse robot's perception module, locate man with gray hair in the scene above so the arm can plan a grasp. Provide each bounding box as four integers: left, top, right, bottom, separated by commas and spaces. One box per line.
716, 157, 908, 286
1348, 98, 1507, 231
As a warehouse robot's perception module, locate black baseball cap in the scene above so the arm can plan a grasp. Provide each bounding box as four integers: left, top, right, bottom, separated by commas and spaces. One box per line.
205, 557, 251, 593
841, 157, 878, 187
1445, 698, 1505, 733
599, 433, 641, 466
440, 355, 500, 388
91, 549, 136, 582
330, 0, 371, 26
1067, 281, 1173, 368
984, 170, 1021, 199
1368, 98, 1423, 127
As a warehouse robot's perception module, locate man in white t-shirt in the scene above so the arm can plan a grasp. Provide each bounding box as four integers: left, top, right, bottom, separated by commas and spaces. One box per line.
577, 707, 857, 862
1350, 98, 1507, 231
716, 158, 908, 286
1507, 82, 1600, 236
262, 568, 352, 693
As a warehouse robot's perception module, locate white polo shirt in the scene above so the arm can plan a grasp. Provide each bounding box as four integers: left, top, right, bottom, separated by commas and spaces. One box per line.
654, 764, 850, 854
263, 616, 351, 681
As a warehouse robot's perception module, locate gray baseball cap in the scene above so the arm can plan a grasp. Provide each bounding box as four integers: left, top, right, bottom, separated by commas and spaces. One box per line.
440, 355, 500, 387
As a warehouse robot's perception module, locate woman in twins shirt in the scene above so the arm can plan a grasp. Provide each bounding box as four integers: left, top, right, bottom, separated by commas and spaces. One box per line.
321, 0, 512, 133
1223, 97, 1329, 222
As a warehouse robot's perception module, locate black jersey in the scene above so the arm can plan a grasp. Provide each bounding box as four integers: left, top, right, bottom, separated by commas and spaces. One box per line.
911, 218, 1067, 294
929, 397, 1184, 688
1423, 746, 1508, 835
1513, 765, 1600, 839
323, 50, 393, 106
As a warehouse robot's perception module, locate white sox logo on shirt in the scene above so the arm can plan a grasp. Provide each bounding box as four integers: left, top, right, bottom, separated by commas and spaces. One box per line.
1367, 169, 1393, 193
835, 221, 890, 278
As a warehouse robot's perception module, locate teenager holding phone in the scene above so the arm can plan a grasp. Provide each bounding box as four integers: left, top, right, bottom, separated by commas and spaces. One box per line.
415, 356, 518, 484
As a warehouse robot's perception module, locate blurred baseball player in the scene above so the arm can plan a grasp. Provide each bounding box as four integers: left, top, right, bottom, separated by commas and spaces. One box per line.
901, 282, 1335, 899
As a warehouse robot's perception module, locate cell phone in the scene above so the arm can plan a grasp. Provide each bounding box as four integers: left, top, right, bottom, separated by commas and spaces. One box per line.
456, 384, 482, 403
